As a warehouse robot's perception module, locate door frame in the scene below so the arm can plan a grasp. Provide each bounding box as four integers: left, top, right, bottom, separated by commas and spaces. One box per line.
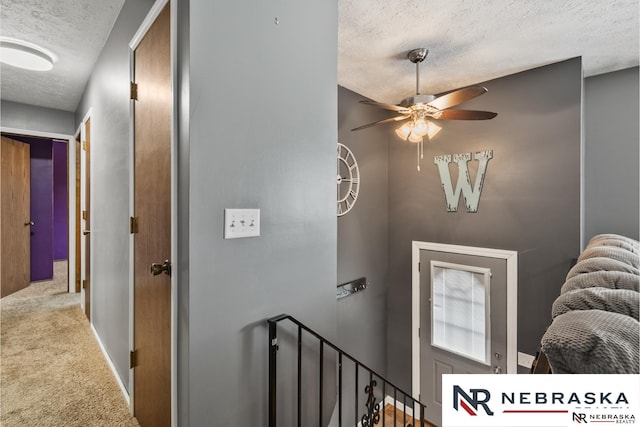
128, 0, 177, 424
75, 111, 92, 316
0, 126, 75, 293
411, 241, 518, 401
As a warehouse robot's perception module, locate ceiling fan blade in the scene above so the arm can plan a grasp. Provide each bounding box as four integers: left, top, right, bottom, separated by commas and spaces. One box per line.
359, 99, 411, 113
351, 115, 410, 131
428, 85, 488, 110
436, 110, 498, 120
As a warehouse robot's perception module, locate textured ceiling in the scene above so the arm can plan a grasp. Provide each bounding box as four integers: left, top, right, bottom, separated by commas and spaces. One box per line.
339, 0, 640, 104
0, 0, 638, 113
0, 0, 125, 112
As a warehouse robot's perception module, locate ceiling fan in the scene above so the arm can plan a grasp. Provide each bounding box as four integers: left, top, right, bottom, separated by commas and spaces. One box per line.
351, 48, 497, 143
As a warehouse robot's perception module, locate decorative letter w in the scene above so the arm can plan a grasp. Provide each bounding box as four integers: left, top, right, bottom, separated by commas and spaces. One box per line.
434, 150, 493, 212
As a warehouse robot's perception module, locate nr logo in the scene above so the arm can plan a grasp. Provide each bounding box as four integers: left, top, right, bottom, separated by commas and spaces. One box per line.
573, 413, 588, 423
453, 385, 495, 416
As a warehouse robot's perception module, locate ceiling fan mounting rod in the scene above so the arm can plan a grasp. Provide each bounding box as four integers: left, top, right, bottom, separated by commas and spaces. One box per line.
408, 48, 428, 96
416, 61, 420, 95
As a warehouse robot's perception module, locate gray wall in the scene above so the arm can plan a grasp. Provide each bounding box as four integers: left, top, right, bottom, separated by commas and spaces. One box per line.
337, 86, 390, 421
1, 100, 75, 135
337, 86, 389, 371
184, 0, 338, 424
584, 67, 639, 241
74, 0, 155, 390
386, 58, 583, 390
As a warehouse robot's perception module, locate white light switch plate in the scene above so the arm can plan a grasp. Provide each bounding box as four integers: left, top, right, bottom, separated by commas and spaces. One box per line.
224, 209, 260, 239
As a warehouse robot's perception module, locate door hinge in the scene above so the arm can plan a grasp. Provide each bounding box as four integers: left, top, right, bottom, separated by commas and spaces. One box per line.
418, 262, 421, 272
82, 210, 87, 220
418, 327, 420, 338
82, 279, 87, 289
130, 350, 138, 368
82, 140, 87, 151
130, 81, 138, 100
130, 216, 139, 234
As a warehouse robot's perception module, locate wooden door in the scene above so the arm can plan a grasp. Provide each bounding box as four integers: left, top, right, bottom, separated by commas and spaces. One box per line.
82, 118, 92, 319
1, 136, 31, 297
419, 250, 508, 427
75, 135, 81, 293
132, 4, 171, 426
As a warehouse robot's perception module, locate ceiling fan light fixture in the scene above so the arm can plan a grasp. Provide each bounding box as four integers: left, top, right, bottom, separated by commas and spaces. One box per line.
408, 131, 423, 143
426, 121, 442, 139
412, 118, 429, 137
395, 122, 413, 140
0, 39, 54, 71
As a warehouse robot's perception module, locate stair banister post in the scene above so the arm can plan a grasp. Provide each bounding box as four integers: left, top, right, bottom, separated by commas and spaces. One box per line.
269, 319, 278, 427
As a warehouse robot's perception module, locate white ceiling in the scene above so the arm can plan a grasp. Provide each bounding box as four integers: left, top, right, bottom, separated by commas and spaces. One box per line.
339, 0, 640, 104
1, 0, 125, 112
1, 0, 638, 112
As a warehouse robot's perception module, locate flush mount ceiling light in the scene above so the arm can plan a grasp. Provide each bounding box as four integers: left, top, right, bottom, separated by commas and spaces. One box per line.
352, 48, 497, 170
0, 39, 55, 71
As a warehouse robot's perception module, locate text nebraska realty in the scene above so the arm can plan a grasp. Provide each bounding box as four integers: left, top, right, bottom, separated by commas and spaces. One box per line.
580, 413, 636, 423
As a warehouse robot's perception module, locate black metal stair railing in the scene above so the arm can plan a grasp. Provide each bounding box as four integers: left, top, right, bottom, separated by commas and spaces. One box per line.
268, 314, 427, 427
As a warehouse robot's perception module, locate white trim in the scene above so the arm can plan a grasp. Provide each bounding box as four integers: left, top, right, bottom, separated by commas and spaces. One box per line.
0, 126, 75, 294
354, 396, 422, 427
129, 0, 169, 50
127, 14, 136, 413
517, 351, 536, 369
79, 120, 86, 313
128, 32, 136, 415
169, 1, 179, 426
0, 126, 71, 141
128, 1, 176, 423
411, 241, 518, 403
91, 324, 130, 406
579, 65, 585, 250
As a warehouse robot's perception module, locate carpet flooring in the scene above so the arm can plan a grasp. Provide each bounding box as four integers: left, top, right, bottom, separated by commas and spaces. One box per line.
0, 261, 139, 426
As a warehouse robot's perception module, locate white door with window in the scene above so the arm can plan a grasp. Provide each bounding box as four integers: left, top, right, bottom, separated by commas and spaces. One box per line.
411, 242, 517, 426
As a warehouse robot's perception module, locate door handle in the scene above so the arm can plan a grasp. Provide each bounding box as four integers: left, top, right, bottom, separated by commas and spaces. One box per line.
493, 366, 502, 374
24, 220, 34, 226
150, 260, 171, 277
83, 229, 91, 235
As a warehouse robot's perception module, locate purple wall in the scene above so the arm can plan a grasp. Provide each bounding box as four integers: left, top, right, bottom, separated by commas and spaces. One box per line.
27, 138, 53, 281
53, 141, 68, 260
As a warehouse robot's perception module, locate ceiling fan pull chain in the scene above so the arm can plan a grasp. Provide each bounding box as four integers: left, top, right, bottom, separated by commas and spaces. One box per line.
417, 139, 421, 171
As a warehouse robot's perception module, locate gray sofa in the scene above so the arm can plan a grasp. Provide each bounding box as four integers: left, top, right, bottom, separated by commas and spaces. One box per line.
540, 234, 640, 374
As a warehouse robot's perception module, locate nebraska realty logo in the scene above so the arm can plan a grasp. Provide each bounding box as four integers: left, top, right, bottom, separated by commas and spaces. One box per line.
453, 386, 494, 416
442, 375, 639, 427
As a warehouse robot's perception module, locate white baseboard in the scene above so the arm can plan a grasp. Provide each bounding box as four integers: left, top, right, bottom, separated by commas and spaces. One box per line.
517, 351, 536, 369
354, 395, 420, 427
90, 324, 130, 406
382, 394, 419, 417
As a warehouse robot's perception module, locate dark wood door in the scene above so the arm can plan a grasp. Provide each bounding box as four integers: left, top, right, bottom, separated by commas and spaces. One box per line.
132, 4, 171, 426
1, 136, 31, 297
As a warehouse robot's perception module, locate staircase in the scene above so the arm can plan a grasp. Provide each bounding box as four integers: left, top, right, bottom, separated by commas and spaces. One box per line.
268, 314, 432, 427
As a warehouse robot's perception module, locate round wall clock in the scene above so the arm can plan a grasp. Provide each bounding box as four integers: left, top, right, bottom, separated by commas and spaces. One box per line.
337, 143, 360, 217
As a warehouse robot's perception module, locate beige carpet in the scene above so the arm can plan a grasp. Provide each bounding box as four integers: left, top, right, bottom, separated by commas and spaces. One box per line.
1, 261, 139, 426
